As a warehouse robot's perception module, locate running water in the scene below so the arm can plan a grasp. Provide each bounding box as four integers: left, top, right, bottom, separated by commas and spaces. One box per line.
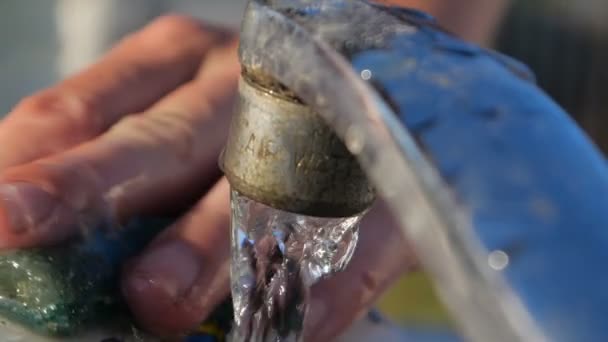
229, 190, 364, 342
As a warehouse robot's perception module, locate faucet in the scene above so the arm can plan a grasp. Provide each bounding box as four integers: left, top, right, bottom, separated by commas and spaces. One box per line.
222, 1, 608, 341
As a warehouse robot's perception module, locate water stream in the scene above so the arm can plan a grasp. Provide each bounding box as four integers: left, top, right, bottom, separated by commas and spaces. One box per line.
229, 190, 364, 342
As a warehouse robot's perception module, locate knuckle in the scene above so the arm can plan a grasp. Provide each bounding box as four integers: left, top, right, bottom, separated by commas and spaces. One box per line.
0, 162, 47, 185
146, 14, 207, 40
2, 160, 102, 212
340, 271, 382, 308
48, 160, 103, 211
2, 161, 97, 214
113, 112, 197, 163
15, 89, 103, 137
360, 271, 380, 297
142, 14, 234, 47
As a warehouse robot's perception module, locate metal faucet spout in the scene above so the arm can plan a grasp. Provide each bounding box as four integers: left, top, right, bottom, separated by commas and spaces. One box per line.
222, 72, 375, 218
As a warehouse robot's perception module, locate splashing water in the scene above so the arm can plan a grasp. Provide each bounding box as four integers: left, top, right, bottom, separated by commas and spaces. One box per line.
229, 190, 364, 342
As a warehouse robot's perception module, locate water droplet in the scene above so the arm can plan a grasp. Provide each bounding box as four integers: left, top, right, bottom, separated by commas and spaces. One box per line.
360, 69, 372, 80
488, 250, 509, 271
345, 125, 365, 154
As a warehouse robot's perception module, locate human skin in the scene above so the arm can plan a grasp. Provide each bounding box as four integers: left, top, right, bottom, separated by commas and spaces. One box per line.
383, 0, 510, 44
0, 2, 508, 341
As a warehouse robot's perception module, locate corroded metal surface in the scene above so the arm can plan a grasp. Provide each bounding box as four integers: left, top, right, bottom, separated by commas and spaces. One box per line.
222, 74, 375, 217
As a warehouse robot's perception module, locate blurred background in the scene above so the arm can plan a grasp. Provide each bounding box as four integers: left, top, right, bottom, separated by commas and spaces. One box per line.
0, 0, 606, 337
0, 0, 246, 115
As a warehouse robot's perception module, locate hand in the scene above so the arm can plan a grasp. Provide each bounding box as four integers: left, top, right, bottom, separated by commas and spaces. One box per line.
0, 15, 415, 341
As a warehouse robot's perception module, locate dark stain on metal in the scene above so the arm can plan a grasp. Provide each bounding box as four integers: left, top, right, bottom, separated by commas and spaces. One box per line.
222, 71, 375, 217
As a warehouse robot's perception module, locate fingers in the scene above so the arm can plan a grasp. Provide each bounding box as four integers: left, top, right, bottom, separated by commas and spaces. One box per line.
375, 0, 508, 44
0, 38, 239, 248
123, 187, 415, 338
121, 178, 231, 335
0, 15, 232, 169
305, 201, 418, 342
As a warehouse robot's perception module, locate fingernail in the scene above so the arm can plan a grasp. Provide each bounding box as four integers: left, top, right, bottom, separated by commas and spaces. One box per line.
123, 242, 204, 335
126, 241, 200, 300
0, 183, 57, 233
